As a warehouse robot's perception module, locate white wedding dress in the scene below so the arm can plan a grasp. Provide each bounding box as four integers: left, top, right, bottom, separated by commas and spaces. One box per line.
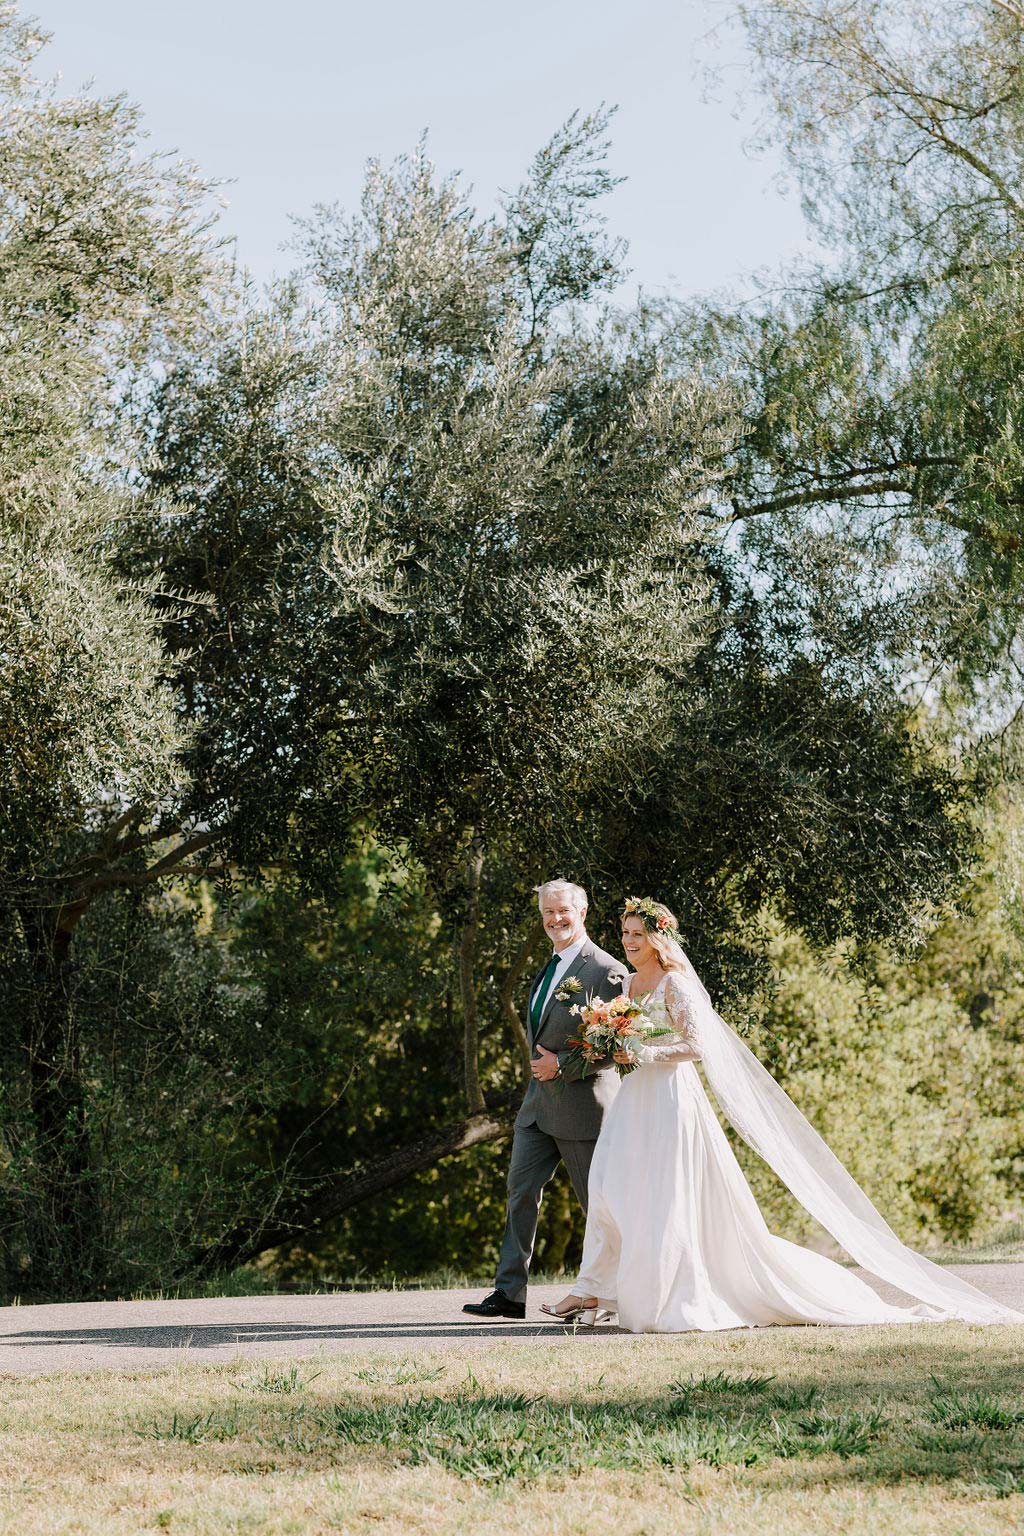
574, 968, 1022, 1333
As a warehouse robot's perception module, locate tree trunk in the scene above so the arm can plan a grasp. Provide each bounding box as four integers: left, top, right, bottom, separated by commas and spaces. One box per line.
459, 838, 486, 1113
534, 1170, 574, 1275
500, 925, 539, 1074
183, 1092, 517, 1277
21, 902, 97, 1298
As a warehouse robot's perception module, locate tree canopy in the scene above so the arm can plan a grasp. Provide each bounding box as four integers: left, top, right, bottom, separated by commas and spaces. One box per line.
665, 0, 1024, 725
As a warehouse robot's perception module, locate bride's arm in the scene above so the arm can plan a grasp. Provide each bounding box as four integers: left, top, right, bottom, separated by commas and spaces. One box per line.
636, 972, 703, 1063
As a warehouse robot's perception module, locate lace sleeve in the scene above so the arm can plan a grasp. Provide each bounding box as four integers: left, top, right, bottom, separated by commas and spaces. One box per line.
637, 972, 703, 1064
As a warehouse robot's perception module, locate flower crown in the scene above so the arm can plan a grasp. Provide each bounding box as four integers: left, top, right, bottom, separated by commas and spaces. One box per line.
621, 895, 681, 942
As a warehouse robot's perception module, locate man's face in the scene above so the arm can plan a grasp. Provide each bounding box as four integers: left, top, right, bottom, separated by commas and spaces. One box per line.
541, 894, 587, 951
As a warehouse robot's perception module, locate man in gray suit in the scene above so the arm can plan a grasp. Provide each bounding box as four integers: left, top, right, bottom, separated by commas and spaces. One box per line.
463, 879, 627, 1319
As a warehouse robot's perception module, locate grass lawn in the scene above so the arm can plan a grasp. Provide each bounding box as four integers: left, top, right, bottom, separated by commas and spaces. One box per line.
1, 1322, 1023, 1535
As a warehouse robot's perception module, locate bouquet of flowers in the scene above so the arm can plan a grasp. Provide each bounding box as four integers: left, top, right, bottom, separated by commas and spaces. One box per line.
565, 993, 673, 1078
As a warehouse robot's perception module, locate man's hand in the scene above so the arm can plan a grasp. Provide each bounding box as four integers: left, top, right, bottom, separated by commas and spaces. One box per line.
530, 1044, 561, 1082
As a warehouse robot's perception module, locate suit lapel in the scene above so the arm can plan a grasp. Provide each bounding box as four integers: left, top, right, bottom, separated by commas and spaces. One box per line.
535, 940, 593, 1042
525, 960, 551, 1049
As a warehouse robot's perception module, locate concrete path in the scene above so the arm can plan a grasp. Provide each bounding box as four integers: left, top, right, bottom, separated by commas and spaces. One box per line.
0, 1265, 1020, 1375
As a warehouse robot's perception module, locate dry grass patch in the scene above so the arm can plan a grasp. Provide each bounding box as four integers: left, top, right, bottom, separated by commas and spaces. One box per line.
0, 1323, 1023, 1533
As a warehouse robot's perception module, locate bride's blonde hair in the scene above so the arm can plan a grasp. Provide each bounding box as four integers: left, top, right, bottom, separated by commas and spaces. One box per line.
621, 897, 688, 974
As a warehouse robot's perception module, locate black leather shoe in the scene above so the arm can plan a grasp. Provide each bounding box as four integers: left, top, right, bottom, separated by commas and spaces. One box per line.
462, 1289, 526, 1320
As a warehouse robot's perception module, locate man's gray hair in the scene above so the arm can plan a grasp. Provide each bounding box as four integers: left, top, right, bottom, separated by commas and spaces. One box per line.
535, 879, 588, 911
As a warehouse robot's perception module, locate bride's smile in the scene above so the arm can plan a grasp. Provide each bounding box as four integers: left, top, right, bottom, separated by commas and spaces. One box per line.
621, 915, 663, 992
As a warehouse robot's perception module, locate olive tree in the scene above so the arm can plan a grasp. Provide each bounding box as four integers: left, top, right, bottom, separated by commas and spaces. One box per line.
0, 14, 986, 1293
677, 0, 1024, 724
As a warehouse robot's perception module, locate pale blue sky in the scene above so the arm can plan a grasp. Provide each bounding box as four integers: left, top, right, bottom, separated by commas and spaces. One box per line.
29, 0, 819, 303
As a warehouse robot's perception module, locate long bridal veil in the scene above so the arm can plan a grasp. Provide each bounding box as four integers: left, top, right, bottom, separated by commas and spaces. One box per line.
668, 940, 1022, 1325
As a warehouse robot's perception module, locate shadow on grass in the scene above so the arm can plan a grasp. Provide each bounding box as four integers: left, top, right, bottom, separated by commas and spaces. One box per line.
126, 1352, 1024, 1498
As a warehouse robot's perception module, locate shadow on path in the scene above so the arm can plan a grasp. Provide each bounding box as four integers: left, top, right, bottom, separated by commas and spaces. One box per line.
0, 1320, 624, 1352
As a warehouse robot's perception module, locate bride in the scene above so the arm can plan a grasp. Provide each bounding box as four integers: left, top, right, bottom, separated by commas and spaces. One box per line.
540, 897, 1022, 1332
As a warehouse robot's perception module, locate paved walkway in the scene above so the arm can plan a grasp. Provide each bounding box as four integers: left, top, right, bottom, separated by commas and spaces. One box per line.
0, 1265, 1020, 1374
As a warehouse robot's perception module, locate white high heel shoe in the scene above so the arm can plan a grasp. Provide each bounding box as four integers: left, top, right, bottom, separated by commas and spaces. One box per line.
539, 1296, 599, 1326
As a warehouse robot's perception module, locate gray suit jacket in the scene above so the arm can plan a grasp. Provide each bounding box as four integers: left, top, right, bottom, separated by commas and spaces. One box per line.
515, 937, 628, 1141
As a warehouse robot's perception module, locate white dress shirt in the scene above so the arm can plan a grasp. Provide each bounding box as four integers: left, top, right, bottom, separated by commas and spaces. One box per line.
530, 936, 586, 1017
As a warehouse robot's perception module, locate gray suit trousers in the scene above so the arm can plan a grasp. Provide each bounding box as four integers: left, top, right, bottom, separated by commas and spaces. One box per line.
493, 1121, 595, 1304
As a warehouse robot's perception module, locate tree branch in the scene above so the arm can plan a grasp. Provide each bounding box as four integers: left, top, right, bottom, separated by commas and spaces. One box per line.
100, 805, 146, 847
68, 829, 225, 902
182, 1093, 517, 1276
728, 473, 1024, 552
988, 0, 1024, 24
459, 837, 486, 1114
729, 477, 912, 521
53, 818, 179, 883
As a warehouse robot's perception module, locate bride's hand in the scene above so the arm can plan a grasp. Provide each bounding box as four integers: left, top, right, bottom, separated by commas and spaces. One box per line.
613, 1048, 632, 1065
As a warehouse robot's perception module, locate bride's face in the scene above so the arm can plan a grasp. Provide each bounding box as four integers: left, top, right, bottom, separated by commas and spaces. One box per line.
621, 916, 653, 968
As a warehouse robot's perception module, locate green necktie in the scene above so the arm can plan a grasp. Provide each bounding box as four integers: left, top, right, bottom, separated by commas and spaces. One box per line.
530, 953, 561, 1030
